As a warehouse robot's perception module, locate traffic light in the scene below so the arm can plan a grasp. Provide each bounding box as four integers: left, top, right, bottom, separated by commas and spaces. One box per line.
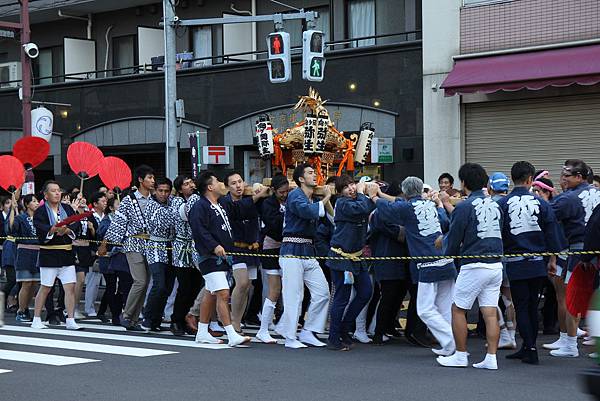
266, 32, 291, 83
302, 30, 325, 82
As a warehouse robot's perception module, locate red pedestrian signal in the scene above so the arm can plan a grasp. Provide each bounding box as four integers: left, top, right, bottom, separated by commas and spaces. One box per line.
267, 32, 291, 83
270, 34, 284, 55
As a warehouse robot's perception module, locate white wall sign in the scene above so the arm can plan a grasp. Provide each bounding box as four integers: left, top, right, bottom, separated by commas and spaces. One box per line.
202, 146, 230, 165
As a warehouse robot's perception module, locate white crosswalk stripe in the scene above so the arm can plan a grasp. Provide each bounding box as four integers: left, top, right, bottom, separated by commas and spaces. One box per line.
0, 325, 232, 349
0, 334, 177, 357
0, 369, 13, 374
0, 350, 99, 366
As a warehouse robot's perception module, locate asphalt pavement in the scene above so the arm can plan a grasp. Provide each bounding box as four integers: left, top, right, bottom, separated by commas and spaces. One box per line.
0, 317, 596, 401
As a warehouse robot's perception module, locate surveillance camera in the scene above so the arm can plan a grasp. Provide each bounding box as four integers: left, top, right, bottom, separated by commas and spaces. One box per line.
23, 43, 39, 59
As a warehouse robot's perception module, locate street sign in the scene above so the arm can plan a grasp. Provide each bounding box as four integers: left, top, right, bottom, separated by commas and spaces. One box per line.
0, 30, 15, 39
202, 146, 230, 165
371, 137, 394, 164
267, 32, 291, 83
302, 30, 325, 82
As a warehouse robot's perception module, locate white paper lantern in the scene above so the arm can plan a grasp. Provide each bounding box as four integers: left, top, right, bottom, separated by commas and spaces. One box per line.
355, 123, 375, 165
31, 106, 53, 142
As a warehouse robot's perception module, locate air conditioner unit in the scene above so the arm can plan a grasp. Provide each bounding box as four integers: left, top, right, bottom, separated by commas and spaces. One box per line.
0, 61, 22, 88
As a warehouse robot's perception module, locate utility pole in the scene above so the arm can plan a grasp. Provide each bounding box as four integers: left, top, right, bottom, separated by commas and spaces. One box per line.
21, 0, 31, 136
163, 0, 178, 179
0, 0, 31, 137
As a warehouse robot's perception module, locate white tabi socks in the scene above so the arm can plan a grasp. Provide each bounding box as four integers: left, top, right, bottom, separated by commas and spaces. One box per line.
472, 353, 498, 370
256, 299, 277, 344
195, 323, 224, 344
224, 325, 251, 347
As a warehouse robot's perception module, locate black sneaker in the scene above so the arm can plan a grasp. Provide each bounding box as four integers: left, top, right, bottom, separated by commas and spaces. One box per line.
341, 333, 354, 348
127, 324, 148, 332
97, 314, 110, 323
48, 314, 62, 326
15, 311, 32, 323
327, 340, 349, 351
521, 348, 539, 365
170, 323, 185, 336
506, 345, 527, 360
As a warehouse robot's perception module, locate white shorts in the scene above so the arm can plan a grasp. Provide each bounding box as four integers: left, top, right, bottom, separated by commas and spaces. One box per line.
40, 265, 77, 287
232, 263, 258, 280
264, 269, 281, 276
203, 271, 229, 294
453, 263, 503, 310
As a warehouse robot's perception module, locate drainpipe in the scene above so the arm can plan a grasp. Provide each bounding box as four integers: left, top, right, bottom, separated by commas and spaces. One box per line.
58, 10, 92, 39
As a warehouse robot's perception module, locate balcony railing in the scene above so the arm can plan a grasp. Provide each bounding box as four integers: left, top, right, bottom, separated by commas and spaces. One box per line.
0, 30, 421, 87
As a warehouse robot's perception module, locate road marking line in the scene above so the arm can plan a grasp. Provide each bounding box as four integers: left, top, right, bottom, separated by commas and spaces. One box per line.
0, 369, 13, 374
0, 335, 177, 357
0, 326, 232, 350
0, 350, 98, 366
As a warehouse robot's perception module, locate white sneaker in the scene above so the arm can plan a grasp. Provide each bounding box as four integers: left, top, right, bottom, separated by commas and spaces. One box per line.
583, 338, 596, 347
577, 328, 587, 338
209, 321, 225, 332
543, 336, 566, 350
284, 339, 308, 349
436, 353, 468, 368
74, 311, 85, 320
473, 355, 498, 370
66, 320, 83, 331
432, 346, 456, 357
550, 345, 579, 358
498, 332, 517, 349
228, 333, 251, 347
353, 331, 372, 344
589, 352, 598, 359
86, 312, 97, 318
31, 320, 47, 330
195, 331, 223, 344
256, 330, 278, 344
298, 330, 326, 347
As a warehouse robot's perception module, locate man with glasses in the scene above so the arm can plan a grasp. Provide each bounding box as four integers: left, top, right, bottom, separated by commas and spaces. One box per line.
545, 160, 600, 357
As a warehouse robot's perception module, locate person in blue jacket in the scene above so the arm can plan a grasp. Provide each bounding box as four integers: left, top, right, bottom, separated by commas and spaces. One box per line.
325, 175, 376, 350
223, 172, 261, 334
546, 159, 600, 358
12, 195, 40, 322
496, 161, 563, 364
375, 177, 457, 357
438, 163, 504, 370
276, 163, 332, 349
188, 171, 269, 347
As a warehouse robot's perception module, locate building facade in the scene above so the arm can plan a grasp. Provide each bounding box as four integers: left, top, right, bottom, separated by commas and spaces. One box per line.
423, 0, 600, 186
0, 0, 423, 191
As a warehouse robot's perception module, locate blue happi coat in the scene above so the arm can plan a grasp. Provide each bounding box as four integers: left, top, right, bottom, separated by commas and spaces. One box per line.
223, 193, 260, 266
145, 196, 175, 265
496, 186, 563, 280
368, 209, 410, 282
376, 196, 456, 283
444, 190, 504, 265
188, 194, 256, 274
326, 194, 375, 274
280, 188, 324, 258
551, 183, 600, 245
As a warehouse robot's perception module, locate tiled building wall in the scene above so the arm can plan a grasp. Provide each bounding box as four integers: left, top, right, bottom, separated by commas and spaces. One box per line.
460, 0, 600, 54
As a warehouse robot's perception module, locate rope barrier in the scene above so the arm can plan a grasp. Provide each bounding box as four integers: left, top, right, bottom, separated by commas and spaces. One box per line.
2, 236, 599, 261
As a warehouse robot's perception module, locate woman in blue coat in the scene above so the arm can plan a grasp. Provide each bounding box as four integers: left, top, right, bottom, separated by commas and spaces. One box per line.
326, 175, 377, 350
12, 195, 40, 322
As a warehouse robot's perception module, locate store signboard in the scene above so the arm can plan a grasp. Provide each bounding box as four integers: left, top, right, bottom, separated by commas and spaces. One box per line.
371, 137, 393, 164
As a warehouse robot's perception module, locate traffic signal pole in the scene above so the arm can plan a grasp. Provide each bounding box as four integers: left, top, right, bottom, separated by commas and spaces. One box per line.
160, 9, 318, 177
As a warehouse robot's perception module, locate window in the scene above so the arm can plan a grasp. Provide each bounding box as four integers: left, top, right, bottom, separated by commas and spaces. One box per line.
192, 26, 212, 67
348, 0, 376, 47
32, 46, 64, 84
112, 35, 137, 76
347, 0, 420, 47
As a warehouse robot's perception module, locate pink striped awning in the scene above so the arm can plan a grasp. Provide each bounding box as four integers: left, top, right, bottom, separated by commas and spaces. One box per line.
441, 44, 600, 96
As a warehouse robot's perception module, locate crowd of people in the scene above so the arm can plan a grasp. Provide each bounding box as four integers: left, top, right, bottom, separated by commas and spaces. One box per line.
0, 158, 599, 370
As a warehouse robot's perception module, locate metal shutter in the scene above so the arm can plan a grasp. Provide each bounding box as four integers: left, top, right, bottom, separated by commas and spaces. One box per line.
465, 93, 600, 185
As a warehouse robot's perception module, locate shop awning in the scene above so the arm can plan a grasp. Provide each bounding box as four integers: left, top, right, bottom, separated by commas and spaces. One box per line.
441, 44, 600, 96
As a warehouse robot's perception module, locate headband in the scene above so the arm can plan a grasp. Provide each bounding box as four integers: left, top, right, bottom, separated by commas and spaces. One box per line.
534, 170, 549, 181
532, 180, 555, 192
